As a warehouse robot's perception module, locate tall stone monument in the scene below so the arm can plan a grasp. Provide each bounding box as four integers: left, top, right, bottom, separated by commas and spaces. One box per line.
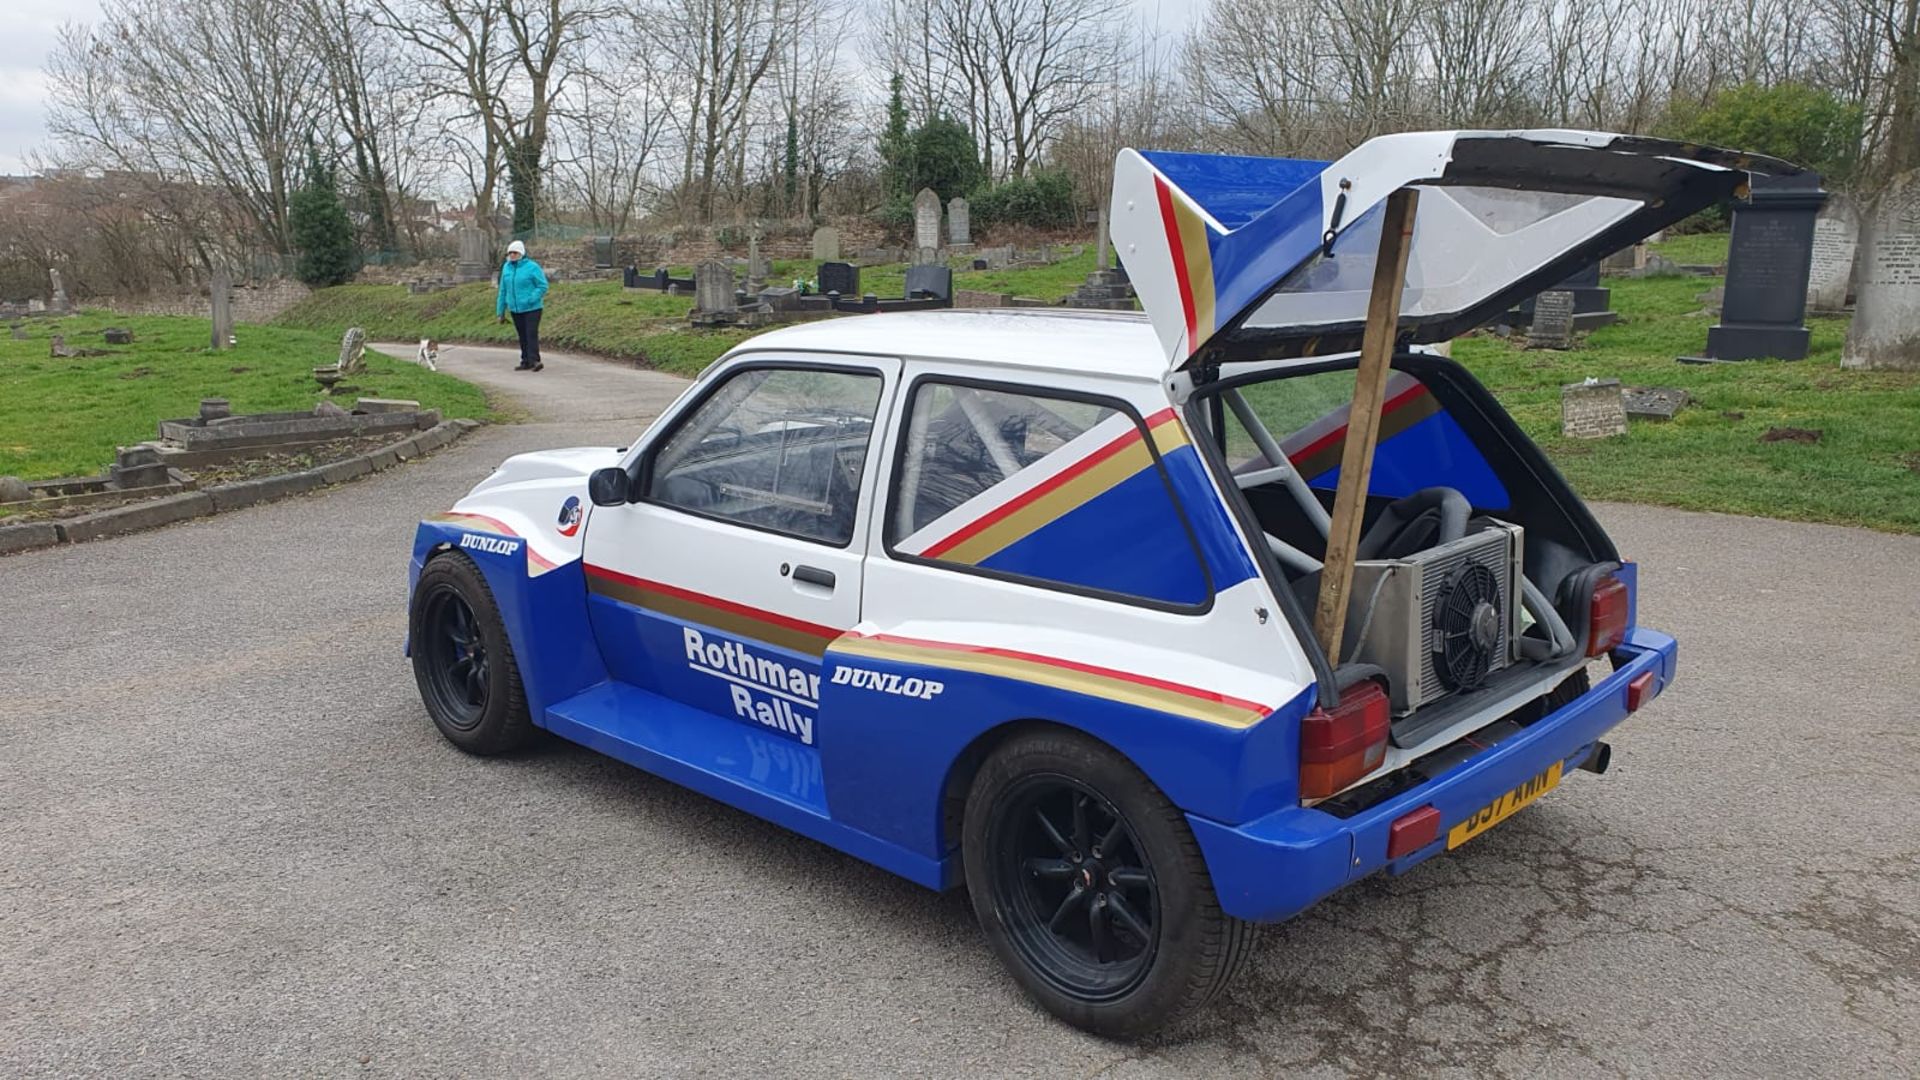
1842, 170, 1920, 371
1682, 172, 1826, 362
913, 188, 942, 262
48, 268, 69, 314
1806, 195, 1860, 313
948, 197, 971, 247
210, 267, 234, 350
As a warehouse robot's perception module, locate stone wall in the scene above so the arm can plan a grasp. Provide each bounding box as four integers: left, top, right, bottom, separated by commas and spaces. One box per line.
100, 278, 313, 323
601, 219, 893, 270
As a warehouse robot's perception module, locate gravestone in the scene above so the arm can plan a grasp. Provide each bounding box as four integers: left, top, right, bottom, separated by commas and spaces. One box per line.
9, 324, 24, 340
27, 299, 45, 314
817, 261, 859, 297
693, 260, 736, 317
812, 226, 840, 261
48, 268, 69, 313
1561, 379, 1627, 439
1517, 262, 1614, 329
954, 289, 1013, 308
904, 264, 953, 302
1600, 243, 1647, 275
210, 268, 234, 350
1842, 170, 1920, 371
914, 188, 942, 256
103, 327, 134, 345
1096, 202, 1111, 272
1623, 386, 1690, 421
591, 236, 614, 268
1681, 173, 1825, 363
746, 233, 768, 292
456, 228, 490, 282
1527, 290, 1576, 349
948, 197, 970, 246
1806, 196, 1859, 312
337, 327, 368, 375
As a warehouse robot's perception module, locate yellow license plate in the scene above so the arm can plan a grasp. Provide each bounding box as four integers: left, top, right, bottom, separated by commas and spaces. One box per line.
1447, 762, 1563, 850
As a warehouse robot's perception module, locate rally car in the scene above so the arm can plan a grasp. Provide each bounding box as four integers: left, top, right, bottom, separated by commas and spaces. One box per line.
407, 130, 1788, 1036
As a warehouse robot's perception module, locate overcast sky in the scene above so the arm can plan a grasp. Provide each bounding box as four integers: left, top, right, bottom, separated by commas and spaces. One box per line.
1, 0, 1200, 175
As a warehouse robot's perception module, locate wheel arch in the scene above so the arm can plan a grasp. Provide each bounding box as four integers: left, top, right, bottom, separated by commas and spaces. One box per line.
936, 717, 1145, 865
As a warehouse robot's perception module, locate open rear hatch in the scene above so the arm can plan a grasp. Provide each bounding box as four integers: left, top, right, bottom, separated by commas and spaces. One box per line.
1110, 129, 1803, 367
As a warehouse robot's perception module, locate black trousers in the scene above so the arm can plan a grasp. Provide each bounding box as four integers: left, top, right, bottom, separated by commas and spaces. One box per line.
510, 308, 543, 366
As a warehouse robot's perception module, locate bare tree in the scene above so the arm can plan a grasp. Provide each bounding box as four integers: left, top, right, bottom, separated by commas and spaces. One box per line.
636, 0, 788, 222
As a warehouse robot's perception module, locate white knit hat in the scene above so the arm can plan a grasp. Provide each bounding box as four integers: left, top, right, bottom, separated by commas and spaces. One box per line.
506, 240, 526, 255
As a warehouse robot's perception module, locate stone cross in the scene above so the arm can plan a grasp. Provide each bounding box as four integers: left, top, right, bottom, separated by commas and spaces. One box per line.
210, 267, 234, 350
914, 188, 942, 255
1842, 169, 1920, 371
1527, 290, 1576, 349
1806, 197, 1860, 312
1561, 378, 1627, 439
811, 226, 840, 262
947, 197, 970, 246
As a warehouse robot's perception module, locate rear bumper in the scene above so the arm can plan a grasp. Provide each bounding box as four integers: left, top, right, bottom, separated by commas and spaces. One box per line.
1190, 626, 1677, 923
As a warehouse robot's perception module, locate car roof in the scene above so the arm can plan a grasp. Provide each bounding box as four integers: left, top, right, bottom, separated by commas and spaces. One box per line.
723, 308, 1170, 382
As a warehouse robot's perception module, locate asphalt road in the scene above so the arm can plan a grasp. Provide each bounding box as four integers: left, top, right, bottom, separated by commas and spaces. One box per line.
3, 343, 1915, 1077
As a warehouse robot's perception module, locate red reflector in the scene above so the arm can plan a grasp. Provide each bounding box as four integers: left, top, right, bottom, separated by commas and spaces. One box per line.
1588, 575, 1629, 657
1387, 805, 1441, 859
1300, 680, 1391, 801
1627, 671, 1656, 712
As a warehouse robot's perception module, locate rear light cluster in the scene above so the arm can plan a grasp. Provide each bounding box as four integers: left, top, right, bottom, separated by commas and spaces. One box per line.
1587, 574, 1630, 657
1299, 680, 1390, 801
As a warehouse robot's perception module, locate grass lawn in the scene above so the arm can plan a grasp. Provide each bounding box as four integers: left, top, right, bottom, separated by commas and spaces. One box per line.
0, 311, 493, 485
271, 233, 1920, 534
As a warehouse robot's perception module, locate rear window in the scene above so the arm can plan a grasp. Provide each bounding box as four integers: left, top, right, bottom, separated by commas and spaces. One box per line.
887, 382, 1211, 607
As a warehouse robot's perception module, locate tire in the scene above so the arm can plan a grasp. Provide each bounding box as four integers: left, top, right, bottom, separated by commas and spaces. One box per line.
962, 727, 1258, 1038
409, 553, 536, 755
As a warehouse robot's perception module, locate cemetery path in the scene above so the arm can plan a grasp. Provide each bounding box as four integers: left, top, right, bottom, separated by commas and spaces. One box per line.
1, 343, 1915, 1077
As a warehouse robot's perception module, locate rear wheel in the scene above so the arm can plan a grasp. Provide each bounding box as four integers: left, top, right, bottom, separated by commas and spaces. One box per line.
410, 553, 535, 755
962, 728, 1257, 1037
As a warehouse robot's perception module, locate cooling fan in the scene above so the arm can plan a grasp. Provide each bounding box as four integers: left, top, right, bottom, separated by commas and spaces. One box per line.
1432, 561, 1503, 692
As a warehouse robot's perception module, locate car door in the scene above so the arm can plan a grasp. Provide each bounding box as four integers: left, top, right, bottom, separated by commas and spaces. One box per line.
581, 354, 901, 750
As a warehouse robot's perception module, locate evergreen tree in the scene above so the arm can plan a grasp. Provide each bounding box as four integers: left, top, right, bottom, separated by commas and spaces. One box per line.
784, 113, 800, 212
289, 147, 360, 287
878, 73, 912, 199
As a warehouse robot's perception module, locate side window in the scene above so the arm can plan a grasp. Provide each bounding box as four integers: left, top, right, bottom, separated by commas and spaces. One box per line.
649, 366, 883, 545
887, 382, 1211, 607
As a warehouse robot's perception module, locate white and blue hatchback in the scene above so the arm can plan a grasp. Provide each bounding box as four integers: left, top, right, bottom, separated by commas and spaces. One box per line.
408, 130, 1786, 1035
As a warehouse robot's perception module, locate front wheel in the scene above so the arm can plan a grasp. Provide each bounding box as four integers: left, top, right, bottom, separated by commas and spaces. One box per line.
409, 553, 535, 755
962, 728, 1258, 1037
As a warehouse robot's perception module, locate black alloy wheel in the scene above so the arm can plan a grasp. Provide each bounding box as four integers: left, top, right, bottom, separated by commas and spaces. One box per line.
989, 776, 1159, 1001
418, 586, 489, 730
408, 553, 535, 755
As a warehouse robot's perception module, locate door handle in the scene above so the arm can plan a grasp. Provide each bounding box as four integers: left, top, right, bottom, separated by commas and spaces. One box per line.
792, 565, 836, 589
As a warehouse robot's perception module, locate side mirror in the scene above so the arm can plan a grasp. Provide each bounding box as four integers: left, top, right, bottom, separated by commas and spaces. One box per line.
588, 466, 631, 507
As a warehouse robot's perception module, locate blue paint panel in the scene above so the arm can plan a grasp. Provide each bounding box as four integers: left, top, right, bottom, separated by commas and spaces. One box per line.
1139, 150, 1328, 231
976, 466, 1211, 605
1193, 627, 1676, 921
1160, 444, 1259, 589
1308, 410, 1511, 510
1205, 178, 1327, 338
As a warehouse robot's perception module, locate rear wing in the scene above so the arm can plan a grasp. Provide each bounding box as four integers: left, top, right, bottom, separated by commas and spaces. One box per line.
1110, 130, 1805, 369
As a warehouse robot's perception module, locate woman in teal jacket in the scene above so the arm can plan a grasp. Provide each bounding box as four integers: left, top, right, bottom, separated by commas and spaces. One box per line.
496, 240, 550, 371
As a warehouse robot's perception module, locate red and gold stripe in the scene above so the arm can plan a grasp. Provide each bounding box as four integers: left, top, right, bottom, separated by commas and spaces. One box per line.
583, 564, 839, 657
1285, 383, 1441, 480
833, 631, 1272, 729
1154, 175, 1217, 353
918, 409, 1189, 566
429, 511, 558, 573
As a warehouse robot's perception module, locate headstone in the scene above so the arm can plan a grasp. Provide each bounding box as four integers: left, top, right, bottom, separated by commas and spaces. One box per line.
1517, 261, 1614, 329
948, 197, 970, 246
337, 327, 367, 374
904, 264, 954, 302
817, 261, 859, 297
746, 232, 767, 292
1842, 170, 1920, 371
28, 298, 45, 313
1600, 243, 1647, 275
757, 286, 801, 312
591, 235, 614, 268
1527, 290, 1576, 349
48, 268, 70, 313
103, 327, 134, 345
9, 324, 25, 340
694, 260, 736, 314
1561, 379, 1627, 439
1098, 202, 1114, 271
812, 226, 840, 261
0, 476, 29, 503
1681, 173, 1825, 363
210, 267, 234, 350
914, 188, 942, 255
456, 228, 490, 282
49, 334, 72, 358
1806, 197, 1860, 313
1622, 386, 1690, 421
955, 289, 1013, 308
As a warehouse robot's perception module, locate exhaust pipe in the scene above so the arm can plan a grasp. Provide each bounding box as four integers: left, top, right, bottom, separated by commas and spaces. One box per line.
1579, 741, 1612, 775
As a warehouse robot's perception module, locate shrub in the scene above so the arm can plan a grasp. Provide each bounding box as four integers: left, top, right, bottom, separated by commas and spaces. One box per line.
289, 150, 360, 287
971, 170, 1078, 231
1658, 82, 1864, 185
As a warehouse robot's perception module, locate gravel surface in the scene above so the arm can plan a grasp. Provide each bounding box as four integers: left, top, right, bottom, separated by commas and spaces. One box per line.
2, 343, 1914, 1077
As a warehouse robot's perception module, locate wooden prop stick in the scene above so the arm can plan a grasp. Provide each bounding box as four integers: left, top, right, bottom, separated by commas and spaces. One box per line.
1313, 187, 1420, 668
